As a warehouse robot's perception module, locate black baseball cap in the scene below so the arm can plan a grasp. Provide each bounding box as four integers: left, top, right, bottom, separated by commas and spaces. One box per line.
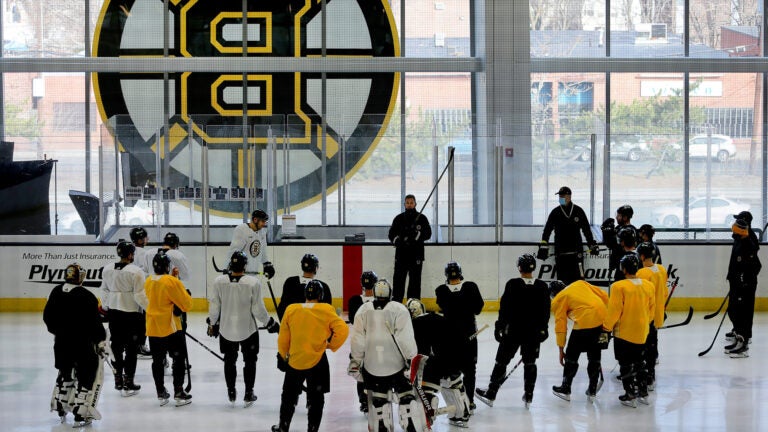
555, 186, 572, 196
733, 211, 753, 224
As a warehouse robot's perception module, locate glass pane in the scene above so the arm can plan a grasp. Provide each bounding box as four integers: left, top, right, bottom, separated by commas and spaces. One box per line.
610, 0, 683, 58
402, 0, 471, 58
690, 0, 763, 56
531, 0, 607, 58
2, 0, 85, 58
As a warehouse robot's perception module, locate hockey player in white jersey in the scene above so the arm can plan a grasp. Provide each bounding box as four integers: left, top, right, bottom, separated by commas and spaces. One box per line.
44, 263, 107, 426
228, 209, 275, 279
208, 251, 280, 407
347, 270, 378, 413
100, 241, 148, 397
129, 227, 153, 358
349, 279, 425, 432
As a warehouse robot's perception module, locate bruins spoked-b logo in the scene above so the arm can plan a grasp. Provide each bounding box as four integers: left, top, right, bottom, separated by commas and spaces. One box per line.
93, 0, 399, 214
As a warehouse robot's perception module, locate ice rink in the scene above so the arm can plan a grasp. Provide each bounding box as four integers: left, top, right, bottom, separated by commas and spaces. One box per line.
1, 311, 765, 432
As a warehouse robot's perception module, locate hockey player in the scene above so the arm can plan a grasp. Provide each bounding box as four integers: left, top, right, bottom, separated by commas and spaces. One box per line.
276, 253, 332, 321
150, 232, 191, 288
602, 254, 655, 407
208, 251, 280, 406
724, 212, 761, 358
636, 242, 668, 389
144, 252, 194, 406
349, 279, 424, 432
272, 280, 349, 432
44, 263, 107, 426
100, 241, 148, 397
539, 186, 600, 285
228, 209, 275, 279
435, 261, 484, 411
549, 278, 609, 403
129, 227, 152, 358
638, 224, 662, 265
475, 254, 550, 409
407, 298, 472, 427
347, 270, 378, 413
388, 194, 432, 302
602, 205, 638, 281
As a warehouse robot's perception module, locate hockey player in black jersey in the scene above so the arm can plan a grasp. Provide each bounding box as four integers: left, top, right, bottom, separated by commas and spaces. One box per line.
347, 270, 378, 413
475, 254, 551, 409
44, 263, 107, 426
276, 254, 332, 321
435, 261, 484, 412
638, 224, 662, 265
602, 205, 639, 281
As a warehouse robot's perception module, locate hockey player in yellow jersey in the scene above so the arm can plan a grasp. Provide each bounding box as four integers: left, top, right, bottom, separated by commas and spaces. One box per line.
549, 277, 609, 403
272, 280, 349, 432
636, 242, 668, 391
603, 254, 655, 408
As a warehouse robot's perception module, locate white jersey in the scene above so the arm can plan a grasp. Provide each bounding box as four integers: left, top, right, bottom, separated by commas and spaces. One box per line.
132, 246, 150, 274
351, 300, 417, 377
228, 223, 269, 273
100, 262, 148, 312
208, 273, 271, 342
145, 247, 191, 288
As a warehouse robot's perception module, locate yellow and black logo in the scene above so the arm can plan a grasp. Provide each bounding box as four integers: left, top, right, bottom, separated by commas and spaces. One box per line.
93, 0, 399, 215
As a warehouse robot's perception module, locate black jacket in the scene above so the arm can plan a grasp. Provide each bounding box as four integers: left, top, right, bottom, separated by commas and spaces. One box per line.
497, 278, 551, 343
388, 209, 432, 260
541, 202, 595, 254
727, 231, 762, 285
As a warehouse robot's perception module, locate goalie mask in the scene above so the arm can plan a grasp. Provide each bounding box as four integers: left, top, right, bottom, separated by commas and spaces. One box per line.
373, 279, 392, 303
64, 263, 86, 285
406, 298, 426, 319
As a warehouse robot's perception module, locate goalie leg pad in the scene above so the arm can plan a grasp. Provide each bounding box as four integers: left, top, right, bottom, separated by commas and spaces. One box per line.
398, 396, 429, 432
367, 391, 394, 432
51, 370, 77, 416
73, 359, 104, 422
440, 375, 471, 419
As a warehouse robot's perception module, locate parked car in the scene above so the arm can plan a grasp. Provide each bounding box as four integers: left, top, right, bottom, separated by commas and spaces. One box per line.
650, 196, 749, 227
666, 134, 736, 163
59, 201, 155, 232
553, 135, 651, 162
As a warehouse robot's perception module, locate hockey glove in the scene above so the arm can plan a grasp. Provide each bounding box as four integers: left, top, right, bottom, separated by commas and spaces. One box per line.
96, 341, 107, 358
347, 360, 363, 382
392, 236, 403, 248
601, 218, 616, 232
597, 331, 612, 350
265, 317, 280, 334
538, 328, 549, 343
494, 321, 507, 343
276, 353, 288, 372
206, 317, 219, 338
537, 241, 549, 261
173, 304, 182, 316
588, 242, 600, 257
263, 262, 275, 280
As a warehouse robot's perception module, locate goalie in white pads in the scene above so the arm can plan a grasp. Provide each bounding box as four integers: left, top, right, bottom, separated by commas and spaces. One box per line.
407, 298, 472, 427
349, 279, 425, 432
44, 263, 107, 427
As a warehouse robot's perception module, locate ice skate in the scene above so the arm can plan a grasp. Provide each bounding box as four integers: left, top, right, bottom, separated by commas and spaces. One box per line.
157, 388, 170, 406
475, 387, 496, 407
122, 377, 140, 397
449, 416, 470, 428
618, 393, 636, 408
174, 388, 192, 407
552, 384, 571, 402
522, 392, 533, 409
243, 390, 257, 408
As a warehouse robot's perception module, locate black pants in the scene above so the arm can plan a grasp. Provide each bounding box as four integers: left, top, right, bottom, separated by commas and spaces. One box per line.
642, 325, 658, 383
108, 310, 144, 378
54, 340, 99, 390
562, 326, 603, 389
613, 337, 646, 396
489, 338, 540, 394
278, 354, 329, 430
392, 256, 423, 302
728, 278, 757, 340
555, 252, 585, 286
219, 332, 259, 392
149, 331, 187, 393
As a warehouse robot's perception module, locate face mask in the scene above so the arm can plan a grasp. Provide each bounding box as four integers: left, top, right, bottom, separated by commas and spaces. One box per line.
558, 197, 567, 206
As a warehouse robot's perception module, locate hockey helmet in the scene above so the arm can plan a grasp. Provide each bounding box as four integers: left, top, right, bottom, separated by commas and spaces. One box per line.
518, 253, 537, 273
619, 253, 640, 275
229, 251, 248, 273
251, 209, 269, 222
444, 261, 463, 281
64, 263, 86, 285
163, 232, 180, 248
360, 270, 378, 291
129, 227, 148, 242
638, 224, 655, 239
301, 253, 319, 273
373, 279, 392, 302
304, 279, 324, 302
116, 240, 136, 259
548, 280, 566, 298
616, 205, 634, 219
617, 227, 637, 247
636, 242, 656, 261
406, 298, 426, 319
152, 252, 171, 275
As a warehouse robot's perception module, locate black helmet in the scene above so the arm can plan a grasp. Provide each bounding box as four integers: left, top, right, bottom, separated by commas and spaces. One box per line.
229, 251, 248, 273
638, 224, 655, 239
301, 253, 319, 273
619, 253, 640, 275
616, 205, 634, 219
618, 227, 637, 248
116, 241, 136, 259
163, 232, 180, 248
636, 242, 656, 260
152, 252, 171, 275
129, 227, 148, 242
304, 279, 324, 301
360, 270, 378, 290
518, 253, 537, 273
251, 209, 269, 222
64, 263, 86, 285
548, 280, 566, 298
445, 261, 463, 280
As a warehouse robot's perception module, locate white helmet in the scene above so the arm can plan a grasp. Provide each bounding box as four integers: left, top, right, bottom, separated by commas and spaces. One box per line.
373, 279, 392, 302
406, 298, 426, 319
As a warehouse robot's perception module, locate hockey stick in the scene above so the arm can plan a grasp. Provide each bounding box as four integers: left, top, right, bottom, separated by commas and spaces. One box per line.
659, 306, 693, 329
469, 324, 490, 341
664, 277, 680, 309
498, 358, 524, 387
212, 256, 227, 273
417, 146, 454, 217
704, 294, 729, 320
385, 322, 436, 427
698, 306, 729, 357
265, 280, 279, 314
185, 332, 225, 362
